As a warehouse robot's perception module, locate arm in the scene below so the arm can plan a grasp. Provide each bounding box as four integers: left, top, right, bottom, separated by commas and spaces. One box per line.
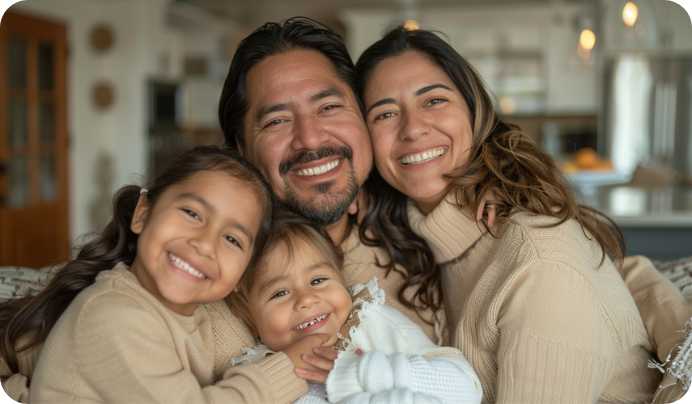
619, 255, 692, 361
326, 351, 480, 404
73, 295, 305, 403
495, 263, 618, 404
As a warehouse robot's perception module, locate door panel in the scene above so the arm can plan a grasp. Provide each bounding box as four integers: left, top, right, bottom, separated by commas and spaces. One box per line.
0, 11, 69, 268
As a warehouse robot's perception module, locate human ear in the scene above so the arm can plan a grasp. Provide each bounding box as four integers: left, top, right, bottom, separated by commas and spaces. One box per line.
130, 194, 150, 234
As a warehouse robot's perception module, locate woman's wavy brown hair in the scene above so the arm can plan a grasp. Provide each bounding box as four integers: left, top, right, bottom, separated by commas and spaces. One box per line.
355, 26, 624, 319
0, 145, 276, 374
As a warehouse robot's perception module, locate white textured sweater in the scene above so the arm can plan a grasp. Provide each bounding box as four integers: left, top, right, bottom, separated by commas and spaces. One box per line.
407, 196, 661, 403
325, 278, 481, 403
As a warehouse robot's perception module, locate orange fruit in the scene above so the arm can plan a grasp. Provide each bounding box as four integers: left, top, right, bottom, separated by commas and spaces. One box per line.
575, 147, 599, 169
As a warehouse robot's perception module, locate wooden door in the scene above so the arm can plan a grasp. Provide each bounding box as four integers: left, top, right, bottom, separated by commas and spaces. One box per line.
0, 11, 69, 268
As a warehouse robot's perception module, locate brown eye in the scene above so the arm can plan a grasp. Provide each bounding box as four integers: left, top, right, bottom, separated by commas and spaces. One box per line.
270, 290, 288, 300
182, 209, 200, 220
375, 112, 395, 121
224, 235, 242, 249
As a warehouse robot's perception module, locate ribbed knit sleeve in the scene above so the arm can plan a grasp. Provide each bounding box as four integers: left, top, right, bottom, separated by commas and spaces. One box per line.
221, 352, 308, 403
494, 263, 617, 403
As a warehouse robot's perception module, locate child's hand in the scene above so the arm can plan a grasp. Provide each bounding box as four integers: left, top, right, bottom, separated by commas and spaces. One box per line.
294, 346, 340, 383
294, 348, 364, 384
281, 333, 331, 370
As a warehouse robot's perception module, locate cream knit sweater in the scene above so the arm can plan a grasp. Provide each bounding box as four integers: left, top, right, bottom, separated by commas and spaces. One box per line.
30, 264, 307, 403
407, 196, 661, 403
3, 233, 432, 403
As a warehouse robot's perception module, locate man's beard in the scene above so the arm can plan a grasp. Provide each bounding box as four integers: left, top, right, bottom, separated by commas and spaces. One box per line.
278, 147, 360, 227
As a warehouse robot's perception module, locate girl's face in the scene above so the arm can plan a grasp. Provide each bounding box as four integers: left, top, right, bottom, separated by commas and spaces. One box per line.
130, 170, 262, 316
363, 51, 474, 214
249, 239, 353, 351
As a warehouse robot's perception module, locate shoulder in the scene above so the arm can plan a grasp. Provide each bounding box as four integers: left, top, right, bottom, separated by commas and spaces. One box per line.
66, 270, 167, 336
499, 212, 606, 271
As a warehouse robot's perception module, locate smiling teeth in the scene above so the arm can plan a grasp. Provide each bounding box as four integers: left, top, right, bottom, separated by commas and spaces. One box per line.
294, 159, 340, 176
295, 314, 328, 330
400, 148, 447, 165
169, 253, 206, 279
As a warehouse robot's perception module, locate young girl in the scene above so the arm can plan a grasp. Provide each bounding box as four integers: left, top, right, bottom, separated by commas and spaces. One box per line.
228, 216, 482, 404
0, 146, 306, 403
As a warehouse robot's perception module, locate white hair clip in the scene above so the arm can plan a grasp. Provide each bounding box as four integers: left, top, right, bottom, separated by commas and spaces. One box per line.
140, 188, 148, 195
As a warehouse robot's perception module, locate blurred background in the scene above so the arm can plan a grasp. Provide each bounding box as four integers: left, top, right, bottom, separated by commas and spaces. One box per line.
0, 0, 691, 268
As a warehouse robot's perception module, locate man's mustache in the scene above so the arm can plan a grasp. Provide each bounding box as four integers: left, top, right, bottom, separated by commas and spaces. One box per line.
279, 146, 352, 175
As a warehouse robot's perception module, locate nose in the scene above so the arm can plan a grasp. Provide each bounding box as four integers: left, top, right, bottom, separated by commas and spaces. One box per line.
188, 228, 216, 260
399, 108, 429, 142
291, 115, 330, 151
294, 289, 321, 310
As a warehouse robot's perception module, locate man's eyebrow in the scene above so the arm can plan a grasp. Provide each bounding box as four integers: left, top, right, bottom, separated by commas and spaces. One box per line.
178, 192, 254, 245
366, 98, 395, 116
414, 84, 452, 97
256, 103, 288, 123
309, 87, 345, 103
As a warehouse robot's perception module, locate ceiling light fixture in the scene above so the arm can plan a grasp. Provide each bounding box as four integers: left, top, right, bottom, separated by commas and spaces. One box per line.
622, 2, 639, 27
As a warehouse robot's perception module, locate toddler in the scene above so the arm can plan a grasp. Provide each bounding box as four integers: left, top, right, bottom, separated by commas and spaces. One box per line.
228, 216, 482, 404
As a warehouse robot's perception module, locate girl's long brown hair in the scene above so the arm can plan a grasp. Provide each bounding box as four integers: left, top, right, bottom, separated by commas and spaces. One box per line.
355, 26, 624, 319
0, 145, 275, 373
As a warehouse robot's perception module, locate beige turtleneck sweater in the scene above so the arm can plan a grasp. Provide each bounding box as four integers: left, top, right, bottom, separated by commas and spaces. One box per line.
407, 196, 661, 403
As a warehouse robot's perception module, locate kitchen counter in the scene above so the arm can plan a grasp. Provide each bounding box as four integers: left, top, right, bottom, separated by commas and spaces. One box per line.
585, 185, 692, 260
586, 185, 692, 227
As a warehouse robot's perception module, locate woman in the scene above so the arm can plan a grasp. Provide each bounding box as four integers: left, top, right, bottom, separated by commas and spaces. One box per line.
355, 26, 688, 403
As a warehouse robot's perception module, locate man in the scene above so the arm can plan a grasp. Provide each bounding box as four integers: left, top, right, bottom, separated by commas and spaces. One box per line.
217, 17, 439, 337
218, 18, 370, 246
211, 16, 443, 399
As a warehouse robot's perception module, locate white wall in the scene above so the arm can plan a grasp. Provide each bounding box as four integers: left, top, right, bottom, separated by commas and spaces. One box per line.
12, 0, 183, 244
340, 3, 600, 115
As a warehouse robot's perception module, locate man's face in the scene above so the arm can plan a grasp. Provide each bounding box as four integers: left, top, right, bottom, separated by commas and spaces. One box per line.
241, 49, 372, 226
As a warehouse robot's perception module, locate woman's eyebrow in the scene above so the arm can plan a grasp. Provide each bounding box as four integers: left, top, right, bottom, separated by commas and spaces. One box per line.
366, 84, 453, 116
366, 98, 395, 115
414, 83, 452, 96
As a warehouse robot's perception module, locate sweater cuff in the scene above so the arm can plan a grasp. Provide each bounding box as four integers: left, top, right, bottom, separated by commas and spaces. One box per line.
256, 352, 308, 403
326, 351, 363, 403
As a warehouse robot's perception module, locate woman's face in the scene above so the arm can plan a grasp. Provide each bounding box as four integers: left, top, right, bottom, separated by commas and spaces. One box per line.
363, 51, 474, 214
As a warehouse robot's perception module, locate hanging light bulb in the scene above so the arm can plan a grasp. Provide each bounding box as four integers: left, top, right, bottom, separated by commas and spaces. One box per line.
579, 29, 596, 50
403, 20, 419, 31
622, 2, 638, 27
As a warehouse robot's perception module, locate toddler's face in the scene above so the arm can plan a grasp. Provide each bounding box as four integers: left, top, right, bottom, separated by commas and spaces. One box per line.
249, 239, 353, 351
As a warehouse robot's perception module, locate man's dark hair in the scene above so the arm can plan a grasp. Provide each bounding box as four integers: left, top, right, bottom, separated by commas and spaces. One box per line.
218, 17, 363, 151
